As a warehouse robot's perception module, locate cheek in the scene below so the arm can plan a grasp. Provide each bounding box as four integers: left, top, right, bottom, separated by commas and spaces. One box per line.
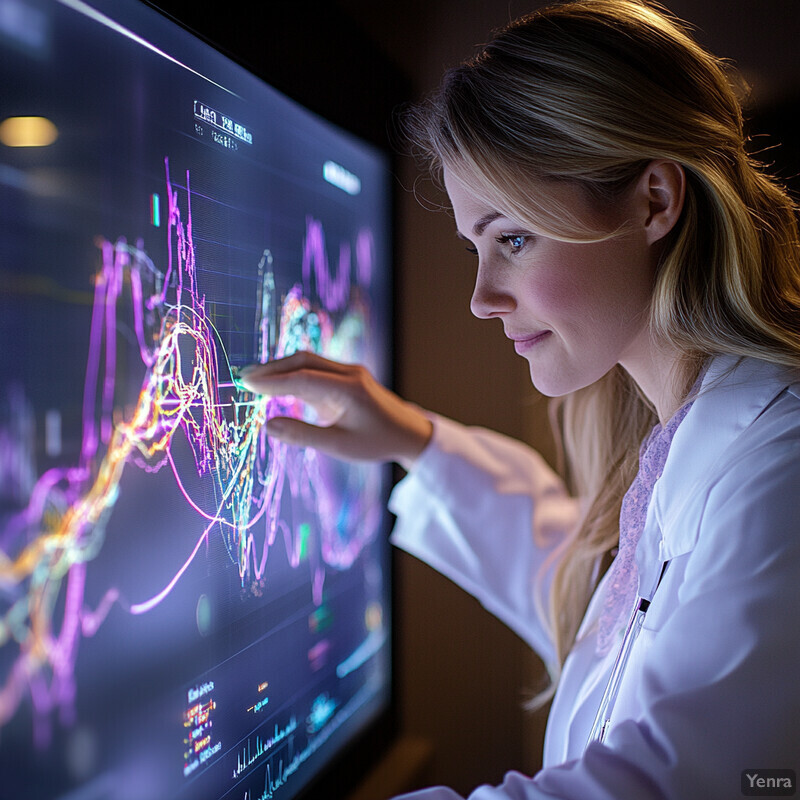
523, 243, 653, 331
520, 256, 597, 325
525, 275, 579, 320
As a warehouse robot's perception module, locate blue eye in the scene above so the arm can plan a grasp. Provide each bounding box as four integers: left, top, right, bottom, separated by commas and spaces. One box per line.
496, 233, 529, 252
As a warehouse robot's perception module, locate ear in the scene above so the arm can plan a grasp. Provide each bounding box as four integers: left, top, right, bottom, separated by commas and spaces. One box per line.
636, 160, 685, 245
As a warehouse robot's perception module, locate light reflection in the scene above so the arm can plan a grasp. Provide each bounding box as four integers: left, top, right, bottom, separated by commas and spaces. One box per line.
0, 116, 58, 147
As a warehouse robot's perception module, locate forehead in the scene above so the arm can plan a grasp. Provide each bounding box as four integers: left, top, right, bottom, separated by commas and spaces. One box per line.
442, 163, 634, 243
443, 167, 509, 235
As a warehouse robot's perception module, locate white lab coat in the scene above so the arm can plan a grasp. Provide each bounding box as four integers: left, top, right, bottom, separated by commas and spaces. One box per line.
389, 355, 800, 800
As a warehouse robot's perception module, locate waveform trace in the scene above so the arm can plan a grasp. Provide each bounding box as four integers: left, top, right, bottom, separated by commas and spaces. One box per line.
0, 157, 382, 742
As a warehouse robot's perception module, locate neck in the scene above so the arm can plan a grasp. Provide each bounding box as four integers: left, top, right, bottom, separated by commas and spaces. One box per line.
619, 340, 694, 425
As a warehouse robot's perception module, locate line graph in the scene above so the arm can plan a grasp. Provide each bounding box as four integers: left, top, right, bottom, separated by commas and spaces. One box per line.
0, 156, 382, 743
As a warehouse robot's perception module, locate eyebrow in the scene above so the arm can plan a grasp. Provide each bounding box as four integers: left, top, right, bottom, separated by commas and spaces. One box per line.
456, 211, 504, 241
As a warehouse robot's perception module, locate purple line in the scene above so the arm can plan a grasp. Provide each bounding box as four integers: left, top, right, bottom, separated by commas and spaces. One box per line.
102, 243, 123, 443
1, 156, 385, 745
161, 157, 175, 306
302, 216, 350, 312
129, 524, 212, 615
81, 255, 107, 464
129, 263, 156, 367
81, 588, 121, 636
356, 228, 373, 287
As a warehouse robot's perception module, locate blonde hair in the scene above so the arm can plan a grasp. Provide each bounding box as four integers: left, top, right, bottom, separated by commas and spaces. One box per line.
406, 0, 800, 700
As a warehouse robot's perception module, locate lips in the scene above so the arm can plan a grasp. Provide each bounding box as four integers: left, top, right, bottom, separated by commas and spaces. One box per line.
509, 330, 551, 354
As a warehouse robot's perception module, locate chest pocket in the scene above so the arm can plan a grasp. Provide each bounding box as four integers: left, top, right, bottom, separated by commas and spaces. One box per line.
640, 554, 690, 632
607, 554, 691, 728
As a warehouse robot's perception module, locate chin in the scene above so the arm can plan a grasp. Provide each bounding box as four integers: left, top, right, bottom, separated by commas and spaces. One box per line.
526, 367, 571, 398
526, 361, 609, 398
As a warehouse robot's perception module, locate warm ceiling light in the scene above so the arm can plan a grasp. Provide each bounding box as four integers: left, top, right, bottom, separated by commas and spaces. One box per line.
0, 116, 59, 147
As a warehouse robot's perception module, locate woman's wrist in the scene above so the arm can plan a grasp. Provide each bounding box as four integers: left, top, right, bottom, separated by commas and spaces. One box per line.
394, 408, 434, 471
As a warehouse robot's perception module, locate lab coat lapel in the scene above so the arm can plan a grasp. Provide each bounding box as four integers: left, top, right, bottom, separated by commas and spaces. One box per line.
635, 356, 793, 598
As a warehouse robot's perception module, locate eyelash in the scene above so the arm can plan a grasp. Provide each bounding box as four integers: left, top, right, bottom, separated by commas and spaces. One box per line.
463, 233, 532, 257
495, 233, 529, 252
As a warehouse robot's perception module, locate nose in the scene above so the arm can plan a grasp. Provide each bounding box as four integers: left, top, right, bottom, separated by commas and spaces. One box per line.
469, 262, 516, 319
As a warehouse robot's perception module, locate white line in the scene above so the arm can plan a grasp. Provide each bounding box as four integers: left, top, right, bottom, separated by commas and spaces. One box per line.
57, 0, 239, 97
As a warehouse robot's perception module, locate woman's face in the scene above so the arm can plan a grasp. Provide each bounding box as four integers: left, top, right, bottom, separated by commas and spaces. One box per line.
444, 167, 661, 397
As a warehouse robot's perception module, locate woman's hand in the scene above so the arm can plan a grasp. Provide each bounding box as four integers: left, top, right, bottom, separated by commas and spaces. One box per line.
238, 352, 433, 468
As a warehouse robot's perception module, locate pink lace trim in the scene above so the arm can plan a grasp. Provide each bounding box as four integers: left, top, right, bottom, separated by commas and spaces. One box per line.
596, 400, 693, 656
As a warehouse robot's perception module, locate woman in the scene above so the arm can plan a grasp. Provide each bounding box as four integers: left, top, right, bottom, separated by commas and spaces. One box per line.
241, 1, 800, 797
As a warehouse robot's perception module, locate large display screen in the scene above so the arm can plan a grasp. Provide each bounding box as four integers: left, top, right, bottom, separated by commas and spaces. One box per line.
0, 1, 393, 798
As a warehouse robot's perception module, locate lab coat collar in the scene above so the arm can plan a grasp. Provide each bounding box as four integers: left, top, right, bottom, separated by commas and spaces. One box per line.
635, 355, 796, 598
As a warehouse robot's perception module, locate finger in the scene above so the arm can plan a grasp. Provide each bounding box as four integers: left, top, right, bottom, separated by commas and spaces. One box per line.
266, 416, 361, 460
239, 351, 353, 380
240, 368, 354, 408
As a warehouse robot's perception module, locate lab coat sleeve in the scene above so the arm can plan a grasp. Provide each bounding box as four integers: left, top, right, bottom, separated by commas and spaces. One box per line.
394, 431, 800, 800
388, 413, 579, 668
